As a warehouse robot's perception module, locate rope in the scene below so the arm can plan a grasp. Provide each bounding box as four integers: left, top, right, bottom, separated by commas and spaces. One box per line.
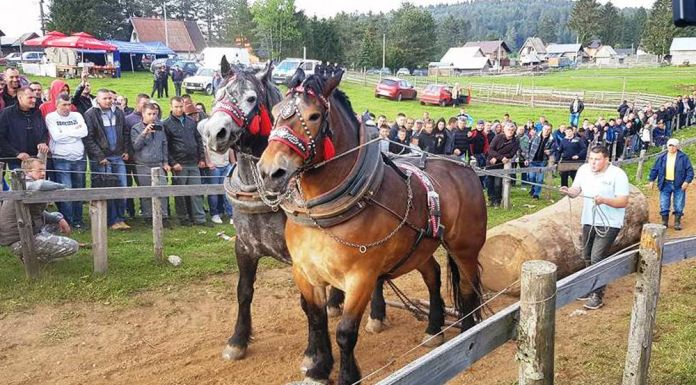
352, 278, 521, 385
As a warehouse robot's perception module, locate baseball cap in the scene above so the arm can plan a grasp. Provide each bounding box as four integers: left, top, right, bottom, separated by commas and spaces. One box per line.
477, 119, 484, 125
667, 138, 679, 147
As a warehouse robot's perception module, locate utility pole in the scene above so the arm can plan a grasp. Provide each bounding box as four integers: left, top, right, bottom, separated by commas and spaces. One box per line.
163, 1, 170, 48
39, 0, 46, 35
381, 33, 386, 81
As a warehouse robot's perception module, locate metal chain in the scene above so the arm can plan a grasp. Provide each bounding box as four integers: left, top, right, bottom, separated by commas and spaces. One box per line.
294, 172, 414, 253
248, 155, 293, 211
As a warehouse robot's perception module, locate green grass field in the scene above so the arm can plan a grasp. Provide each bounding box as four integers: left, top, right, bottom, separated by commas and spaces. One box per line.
1, 67, 695, 384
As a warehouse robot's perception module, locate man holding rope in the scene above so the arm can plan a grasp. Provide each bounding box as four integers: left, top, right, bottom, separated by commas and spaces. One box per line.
560, 145, 629, 310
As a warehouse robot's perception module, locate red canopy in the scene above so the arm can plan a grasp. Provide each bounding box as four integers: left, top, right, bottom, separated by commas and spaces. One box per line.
45, 32, 117, 51
23, 31, 66, 47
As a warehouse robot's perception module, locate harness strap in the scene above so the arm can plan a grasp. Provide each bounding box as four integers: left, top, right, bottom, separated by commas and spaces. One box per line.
379, 229, 426, 280
398, 163, 444, 239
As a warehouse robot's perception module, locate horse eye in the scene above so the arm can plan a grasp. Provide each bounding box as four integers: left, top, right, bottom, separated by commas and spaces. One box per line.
308, 113, 321, 121
246, 96, 256, 104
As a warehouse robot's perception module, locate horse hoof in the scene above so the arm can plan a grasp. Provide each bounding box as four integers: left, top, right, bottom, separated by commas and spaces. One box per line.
221, 344, 247, 361
421, 333, 445, 348
326, 306, 342, 318
365, 317, 387, 334
300, 355, 315, 374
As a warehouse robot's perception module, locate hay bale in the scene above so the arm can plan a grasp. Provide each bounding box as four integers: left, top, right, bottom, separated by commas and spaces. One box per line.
480, 185, 648, 295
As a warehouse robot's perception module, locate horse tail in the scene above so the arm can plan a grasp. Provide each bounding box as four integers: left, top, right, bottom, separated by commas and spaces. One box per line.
447, 253, 482, 330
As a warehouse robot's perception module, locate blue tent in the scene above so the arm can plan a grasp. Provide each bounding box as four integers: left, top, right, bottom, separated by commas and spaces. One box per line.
105, 40, 175, 74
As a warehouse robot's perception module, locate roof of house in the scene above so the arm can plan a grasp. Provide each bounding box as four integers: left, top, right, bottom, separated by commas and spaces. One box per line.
546, 43, 583, 55
519, 37, 546, 55
595, 45, 617, 58
0, 29, 5, 37
587, 39, 602, 49
131, 17, 206, 52
614, 48, 634, 56
0, 32, 40, 47
439, 48, 490, 70
463, 40, 511, 55
440, 46, 484, 68
670, 37, 696, 51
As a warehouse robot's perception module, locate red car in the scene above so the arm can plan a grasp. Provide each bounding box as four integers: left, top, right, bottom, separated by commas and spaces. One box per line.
419, 84, 454, 106
374, 77, 417, 101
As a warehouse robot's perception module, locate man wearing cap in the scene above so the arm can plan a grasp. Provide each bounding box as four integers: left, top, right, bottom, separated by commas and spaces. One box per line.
648, 138, 694, 230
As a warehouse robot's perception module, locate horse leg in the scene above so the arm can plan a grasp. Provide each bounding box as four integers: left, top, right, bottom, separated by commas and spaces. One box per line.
447, 252, 482, 332
337, 280, 374, 385
295, 271, 333, 383
326, 287, 345, 318
365, 278, 388, 334
418, 258, 445, 347
222, 249, 260, 360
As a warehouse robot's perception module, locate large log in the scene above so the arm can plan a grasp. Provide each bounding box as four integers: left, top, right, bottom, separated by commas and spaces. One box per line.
480, 185, 648, 295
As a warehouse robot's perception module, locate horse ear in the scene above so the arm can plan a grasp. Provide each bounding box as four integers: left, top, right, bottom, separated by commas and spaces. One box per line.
289, 68, 306, 89
220, 55, 231, 76
322, 68, 344, 98
255, 61, 272, 84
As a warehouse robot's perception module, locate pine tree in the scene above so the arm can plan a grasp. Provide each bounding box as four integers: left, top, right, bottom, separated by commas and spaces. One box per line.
568, 0, 601, 46
642, 0, 678, 56
598, 2, 621, 46
536, 14, 557, 45
357, 24, 379, 69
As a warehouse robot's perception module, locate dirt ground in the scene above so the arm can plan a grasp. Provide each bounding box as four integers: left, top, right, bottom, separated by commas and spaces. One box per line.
1, 188, 695, 385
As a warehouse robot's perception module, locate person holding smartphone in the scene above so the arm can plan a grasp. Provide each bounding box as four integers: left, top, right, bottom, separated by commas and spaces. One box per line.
131, 102, 171, 227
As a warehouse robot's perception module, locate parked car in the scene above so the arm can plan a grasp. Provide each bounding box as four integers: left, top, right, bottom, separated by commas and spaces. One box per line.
396, 67, 411, 76
374, 77, 417, 101
0, 52, 21, 66
366, 67, 391, 76
150, 57, 178, 73
183, 67, 216, 95
412, 68, 428, 76
419, 84, 453, 106
141, 55, 154, 69
3, 51, 44, 66
272, 58, 322, 84
173, 60, 199, 76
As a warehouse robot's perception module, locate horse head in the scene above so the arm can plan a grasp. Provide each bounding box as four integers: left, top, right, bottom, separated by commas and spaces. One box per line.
257, 66, 349, 194
203, 56, 281, 155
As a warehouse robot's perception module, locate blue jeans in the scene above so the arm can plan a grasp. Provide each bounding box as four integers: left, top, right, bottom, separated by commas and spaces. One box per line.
569, 113, 580, 127
529, 160, 547, 198
53, 158, 87, 226
474, 153, 487, 187
660, 181, 686, 216
204, 165, 233, 217
92, 158, 127, 226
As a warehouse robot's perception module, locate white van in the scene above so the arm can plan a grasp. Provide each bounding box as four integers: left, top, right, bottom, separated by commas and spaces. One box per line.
201, 47, 250, 69
272, 58, 322, 84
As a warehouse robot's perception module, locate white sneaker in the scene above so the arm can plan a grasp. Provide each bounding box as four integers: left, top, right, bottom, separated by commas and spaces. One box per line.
229, 218, 235, 226
211, 215, 223, 224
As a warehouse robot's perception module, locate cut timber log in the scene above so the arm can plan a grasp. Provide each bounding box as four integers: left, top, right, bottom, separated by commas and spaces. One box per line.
480, 185, 648, 295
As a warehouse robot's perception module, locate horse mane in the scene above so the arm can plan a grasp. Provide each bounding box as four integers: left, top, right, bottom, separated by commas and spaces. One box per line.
297, 74, 360, 129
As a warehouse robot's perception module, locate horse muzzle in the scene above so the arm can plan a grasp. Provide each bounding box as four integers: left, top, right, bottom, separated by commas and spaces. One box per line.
257, 149, 297, 195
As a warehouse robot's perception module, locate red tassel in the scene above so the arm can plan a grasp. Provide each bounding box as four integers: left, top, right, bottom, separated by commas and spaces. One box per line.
248, 115, 260, 135
259, 105, 272, 136
322, 137, 336, 160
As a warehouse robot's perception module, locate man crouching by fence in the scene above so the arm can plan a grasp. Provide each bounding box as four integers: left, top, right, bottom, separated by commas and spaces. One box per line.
560, 145, 629, 310
0, 158, 79, 263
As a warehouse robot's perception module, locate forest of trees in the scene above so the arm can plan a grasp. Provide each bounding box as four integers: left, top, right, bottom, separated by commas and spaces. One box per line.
45, 0, 692, 69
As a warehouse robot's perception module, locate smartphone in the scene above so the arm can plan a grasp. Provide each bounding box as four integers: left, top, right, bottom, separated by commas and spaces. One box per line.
152, 124, 164, 131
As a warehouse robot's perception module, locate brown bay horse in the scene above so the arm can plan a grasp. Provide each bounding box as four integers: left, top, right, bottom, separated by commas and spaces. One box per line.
256, 69, 487, 385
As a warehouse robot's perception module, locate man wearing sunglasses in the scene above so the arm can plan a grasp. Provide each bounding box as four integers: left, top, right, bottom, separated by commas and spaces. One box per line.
649, 138, 694, 230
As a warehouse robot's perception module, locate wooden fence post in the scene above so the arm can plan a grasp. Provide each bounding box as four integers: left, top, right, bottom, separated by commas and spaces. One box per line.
10, 171, 40, 280
517, 260, 557, 385
635, 149, 647, 181
502, 162, 512, 209
89, 200, 108, 274
543, 156, 555, 200
151, 167, 165, 263
622, 224, 666, 385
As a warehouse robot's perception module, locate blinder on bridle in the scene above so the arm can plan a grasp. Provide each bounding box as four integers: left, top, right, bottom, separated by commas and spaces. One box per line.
212, 72, 273, 137
268, 85, 335, 165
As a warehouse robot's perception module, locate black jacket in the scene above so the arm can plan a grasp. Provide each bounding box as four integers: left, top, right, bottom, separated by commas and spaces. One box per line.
163, 114, 205, 165
82, 106, 129, 163
569, 100, 584, 114
72, 84, 95, 115
0, 104, 48, 158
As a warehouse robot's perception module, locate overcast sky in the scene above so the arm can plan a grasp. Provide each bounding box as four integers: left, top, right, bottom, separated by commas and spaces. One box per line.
0, 0, 657, 38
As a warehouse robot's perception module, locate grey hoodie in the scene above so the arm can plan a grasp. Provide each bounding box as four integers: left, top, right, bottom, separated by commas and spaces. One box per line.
131, 121, 169, 166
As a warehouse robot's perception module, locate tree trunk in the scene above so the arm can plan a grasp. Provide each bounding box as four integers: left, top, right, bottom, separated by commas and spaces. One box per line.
480, 185, 649, 295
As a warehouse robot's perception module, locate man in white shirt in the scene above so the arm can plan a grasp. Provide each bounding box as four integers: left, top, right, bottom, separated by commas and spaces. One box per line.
45, 93, 88, 229
560, 145, 630, 310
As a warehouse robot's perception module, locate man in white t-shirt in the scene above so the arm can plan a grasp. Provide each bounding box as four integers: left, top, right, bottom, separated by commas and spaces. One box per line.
560, 145, 629, 310
45, 93, 88, 229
